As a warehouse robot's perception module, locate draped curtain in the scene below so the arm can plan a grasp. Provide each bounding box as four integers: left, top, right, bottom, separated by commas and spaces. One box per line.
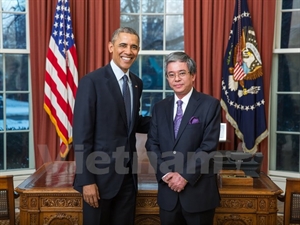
184, 0, 276, 173
29, 0, 120, 169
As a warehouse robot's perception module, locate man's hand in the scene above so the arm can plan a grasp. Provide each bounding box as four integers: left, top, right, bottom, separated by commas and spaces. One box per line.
83, 184, 100, 208
162, 172, 187, 192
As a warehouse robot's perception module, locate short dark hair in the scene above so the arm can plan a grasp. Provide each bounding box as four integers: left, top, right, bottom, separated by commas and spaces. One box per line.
164, 52, 197, 75
111, 27, 140, 45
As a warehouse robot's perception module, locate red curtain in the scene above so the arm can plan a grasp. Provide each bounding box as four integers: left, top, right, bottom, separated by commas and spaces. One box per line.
29, 0, 120, 169
184, 0, 276, 173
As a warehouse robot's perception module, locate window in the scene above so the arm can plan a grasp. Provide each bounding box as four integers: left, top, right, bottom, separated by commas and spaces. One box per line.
270, 0, 300, 175
0, 0, 33, 171
120, 0, 184, 116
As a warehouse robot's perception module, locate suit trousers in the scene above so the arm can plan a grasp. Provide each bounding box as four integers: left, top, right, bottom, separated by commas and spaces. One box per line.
159, 200, 215, 225
83, 172, 136, 225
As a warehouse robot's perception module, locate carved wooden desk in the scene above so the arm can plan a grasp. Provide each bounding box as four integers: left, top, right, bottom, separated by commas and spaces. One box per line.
15, 161, 82, 225
16, 161, 282, 225
136, 172, 283, 225
215, 173, 283, 225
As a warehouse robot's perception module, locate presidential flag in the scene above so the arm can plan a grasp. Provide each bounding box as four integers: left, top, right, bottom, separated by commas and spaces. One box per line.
44, 0, 78, 158
221, 0, 268, 154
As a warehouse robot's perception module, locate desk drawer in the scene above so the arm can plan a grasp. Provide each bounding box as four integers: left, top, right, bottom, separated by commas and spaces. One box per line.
214, 213, 256, 225
217, 197, 257, 213
41, 212, 82, 225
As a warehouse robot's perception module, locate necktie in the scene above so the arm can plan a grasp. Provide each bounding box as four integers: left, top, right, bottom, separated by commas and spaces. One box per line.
122, 75, 131, 129
174, 100, 183, 138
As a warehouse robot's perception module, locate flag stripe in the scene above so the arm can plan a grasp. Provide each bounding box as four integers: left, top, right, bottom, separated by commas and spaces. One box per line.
234, 63, 246, 80
45, 50, 74, 126
44, 0, 78, 158
44, 74, 72, 130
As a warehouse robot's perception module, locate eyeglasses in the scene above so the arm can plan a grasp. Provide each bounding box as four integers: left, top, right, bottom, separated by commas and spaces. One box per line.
166, 71, 190, 79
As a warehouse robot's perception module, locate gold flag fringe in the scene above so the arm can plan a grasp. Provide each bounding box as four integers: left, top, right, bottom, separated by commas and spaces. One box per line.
220, 99, 269, 154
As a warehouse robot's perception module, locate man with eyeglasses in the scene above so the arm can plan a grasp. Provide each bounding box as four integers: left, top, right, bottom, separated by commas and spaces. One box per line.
146, 52, 221, 225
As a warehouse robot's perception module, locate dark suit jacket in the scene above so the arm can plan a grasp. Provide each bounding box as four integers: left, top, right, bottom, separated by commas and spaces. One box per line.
146, 89, 221, 213
73, 63, 150, 199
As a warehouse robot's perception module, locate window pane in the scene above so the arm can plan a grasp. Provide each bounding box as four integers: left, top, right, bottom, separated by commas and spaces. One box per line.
6, 132, 29, 169
277, 94, 300, 132
142, 0, 164, 13
142, 55, 163, 90
166, 92, 173, 98
121, 0, 140, 13
6, 93, 29, 130
166, 79, 172, 90
282, 0, 300, 10
278, 54, 300, 92
166, 0, 183, 13
142, 15, 163, 50
276, 133, 300, 172
5, 54, 28, 91
120, 15, 140, 34
0, 133, 3, 170
166, 15, 184, 50
0, 95, 3, 129
0, 54, 2, 90
141, 92, 162, 116
2, 13, 26, 49
130, 56, 140, 77
281, 11, 300, 48
2, 0, 26, 12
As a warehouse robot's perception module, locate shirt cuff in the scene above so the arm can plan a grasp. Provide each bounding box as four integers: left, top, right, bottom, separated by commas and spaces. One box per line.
162, 172, 170, 180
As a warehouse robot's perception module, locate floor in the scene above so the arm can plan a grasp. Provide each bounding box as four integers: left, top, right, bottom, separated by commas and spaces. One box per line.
278, 199, 284, 214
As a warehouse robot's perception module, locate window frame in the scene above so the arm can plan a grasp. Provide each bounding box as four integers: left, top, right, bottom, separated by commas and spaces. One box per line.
269, 0, 300, 177
120, 0, 184, 116
0, 0, 34, 173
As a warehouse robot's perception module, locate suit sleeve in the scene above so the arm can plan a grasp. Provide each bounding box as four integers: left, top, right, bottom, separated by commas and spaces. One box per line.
73, 75, 97, 188
136, 115, 151, 133
145, 104, 169, 181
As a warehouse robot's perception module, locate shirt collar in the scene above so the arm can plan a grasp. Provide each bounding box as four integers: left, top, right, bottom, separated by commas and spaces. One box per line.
110, 60, 131, 82
174, 87, 193, 105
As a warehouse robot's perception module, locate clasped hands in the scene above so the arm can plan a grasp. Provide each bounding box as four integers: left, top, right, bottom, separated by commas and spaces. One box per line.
162, 172, 187, 192
83, 184, 100, 208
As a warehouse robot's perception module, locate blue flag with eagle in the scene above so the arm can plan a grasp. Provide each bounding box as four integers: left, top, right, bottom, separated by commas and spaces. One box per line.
221, 0, 268, 154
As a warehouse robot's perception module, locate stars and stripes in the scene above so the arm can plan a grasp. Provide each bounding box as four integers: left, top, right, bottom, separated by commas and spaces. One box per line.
234, 62, 247, 80
44, 0, 78, 158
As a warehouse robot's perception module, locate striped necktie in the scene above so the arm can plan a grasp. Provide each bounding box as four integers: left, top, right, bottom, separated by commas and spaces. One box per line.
174, 100, 183, 138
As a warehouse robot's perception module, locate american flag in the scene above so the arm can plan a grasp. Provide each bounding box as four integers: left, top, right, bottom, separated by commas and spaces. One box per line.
221, 0, 268, 154
44, 0, 78, 158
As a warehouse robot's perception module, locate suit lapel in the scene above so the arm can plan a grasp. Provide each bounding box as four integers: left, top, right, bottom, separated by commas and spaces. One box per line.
174, 89, 201, 145
166, 96, 175, 141
105, 65, 128, 127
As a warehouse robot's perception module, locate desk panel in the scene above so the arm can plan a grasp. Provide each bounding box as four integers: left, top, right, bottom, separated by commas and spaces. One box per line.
16, 161, 282, 225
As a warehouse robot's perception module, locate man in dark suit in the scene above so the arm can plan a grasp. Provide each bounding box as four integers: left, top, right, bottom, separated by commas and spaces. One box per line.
146, 52, 221, 225
73, 27, 150, 225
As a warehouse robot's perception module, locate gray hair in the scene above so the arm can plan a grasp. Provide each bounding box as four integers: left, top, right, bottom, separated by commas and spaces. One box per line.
164, 52, 197, 75
111, 27, 140, 44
